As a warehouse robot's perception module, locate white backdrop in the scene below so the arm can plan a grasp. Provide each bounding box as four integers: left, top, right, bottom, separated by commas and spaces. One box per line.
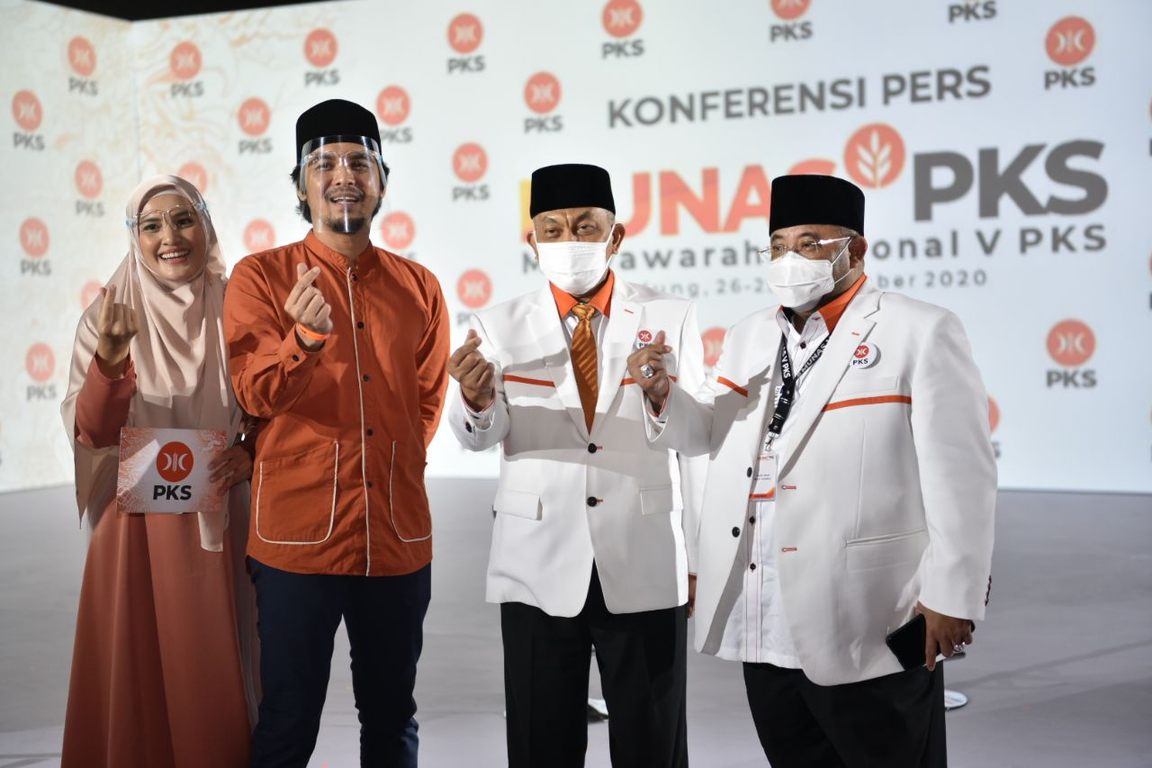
2, 0, 1150, 493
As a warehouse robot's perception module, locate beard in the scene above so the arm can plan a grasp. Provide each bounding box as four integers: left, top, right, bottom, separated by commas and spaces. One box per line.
323, 212, 367, 234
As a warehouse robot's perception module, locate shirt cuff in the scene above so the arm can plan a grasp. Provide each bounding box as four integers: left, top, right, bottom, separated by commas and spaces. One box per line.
645, 391, 670, 424
279, 327, 324, 372
462, 391, 495, 431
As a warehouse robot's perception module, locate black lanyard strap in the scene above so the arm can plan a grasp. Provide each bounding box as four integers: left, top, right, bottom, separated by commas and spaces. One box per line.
765, 334, 829, 443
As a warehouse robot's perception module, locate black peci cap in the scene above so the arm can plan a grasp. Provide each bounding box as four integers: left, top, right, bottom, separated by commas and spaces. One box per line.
295, 99, 381, 160
529, 164, 615, 218
769, 175, 865, 235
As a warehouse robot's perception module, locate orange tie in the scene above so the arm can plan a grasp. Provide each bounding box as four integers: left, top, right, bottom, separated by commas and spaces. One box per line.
569, 303, 599, 432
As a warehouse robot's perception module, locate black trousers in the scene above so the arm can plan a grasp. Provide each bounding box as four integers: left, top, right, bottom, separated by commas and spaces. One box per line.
501, 566, 688, 768
247, 558, 431, 768
743, 662, 946, 768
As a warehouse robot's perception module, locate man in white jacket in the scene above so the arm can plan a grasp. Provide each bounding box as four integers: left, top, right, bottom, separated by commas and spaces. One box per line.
447, 163, 705, 768
627, 174, 995, 767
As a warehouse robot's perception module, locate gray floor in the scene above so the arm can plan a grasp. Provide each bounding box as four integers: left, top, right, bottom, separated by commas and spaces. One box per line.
1, 481, 1149, 767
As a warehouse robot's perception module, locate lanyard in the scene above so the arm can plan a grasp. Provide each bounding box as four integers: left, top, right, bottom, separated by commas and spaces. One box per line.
765, 333, 830, 445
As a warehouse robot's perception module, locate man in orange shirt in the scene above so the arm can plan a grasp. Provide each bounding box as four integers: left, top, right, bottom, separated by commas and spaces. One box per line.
224, 99, 450, 768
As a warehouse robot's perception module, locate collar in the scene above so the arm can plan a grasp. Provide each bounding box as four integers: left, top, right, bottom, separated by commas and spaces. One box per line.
550, 269, 615, 320
304, 230, 377, 273
779, 273, 867, 334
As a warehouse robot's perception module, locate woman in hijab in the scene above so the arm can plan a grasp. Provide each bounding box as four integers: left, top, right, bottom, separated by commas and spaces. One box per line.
60, 175, 259, 768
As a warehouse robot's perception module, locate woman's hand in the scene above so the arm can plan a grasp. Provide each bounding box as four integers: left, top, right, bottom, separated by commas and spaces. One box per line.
94, 285, 139, 379
209, 445, 253, 489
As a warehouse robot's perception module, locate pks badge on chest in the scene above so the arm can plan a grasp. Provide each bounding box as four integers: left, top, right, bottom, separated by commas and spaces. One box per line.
634, 329, 654, 351
851, 342, 880, 369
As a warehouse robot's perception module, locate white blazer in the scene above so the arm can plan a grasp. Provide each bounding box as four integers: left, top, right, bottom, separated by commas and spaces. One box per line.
649, 281, 996, 685
449, 277, 708, 617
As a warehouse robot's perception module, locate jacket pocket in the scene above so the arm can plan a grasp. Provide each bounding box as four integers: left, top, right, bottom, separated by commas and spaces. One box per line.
255, 441, 339, 545
639, 485, 674, 515
493, 488, 541, 520
845, 528, 927, 572
387, 440, 432, 542
835, 375, 899, 397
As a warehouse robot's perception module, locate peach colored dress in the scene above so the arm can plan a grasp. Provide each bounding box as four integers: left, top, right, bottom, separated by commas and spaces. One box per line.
61, 358, 258, 768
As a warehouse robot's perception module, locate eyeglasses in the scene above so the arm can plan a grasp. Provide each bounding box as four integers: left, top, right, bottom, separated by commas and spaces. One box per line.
127, 204, 205, 236
756, 236, 853, 263
301, 150, 382, 177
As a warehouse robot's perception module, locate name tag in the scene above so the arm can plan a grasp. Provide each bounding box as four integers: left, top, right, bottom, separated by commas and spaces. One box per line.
116, 427, 228, 514
749, 448, 777, 503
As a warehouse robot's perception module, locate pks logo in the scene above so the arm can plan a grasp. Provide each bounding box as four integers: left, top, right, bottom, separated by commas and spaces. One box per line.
12, 90, 42, 131
603, 0, 642, 37
376, 86, 412, 143
1044, 17, 1095, 90
637, 329, 653, 343
75, 160, 103, 199
769, 0, 812, 42
524, 72, 563, 133
948, 0, 996, 23
844, 123, 905, 189
26, 342, 57, 400
305, 29, 338, 67
1045, 319, 1096, 389
68, 36, 97, 77
448, 13, 485, 73
457, 269, 492, 309
20, 217, 49, 259
170, 41, 202, 80
381, 212, 416, 251
156, 441, 194, 483
244, 220, 276, 252
178, 162, 208, 194
702, 327, 726, 368
453, 143, 487, 183
237, 98, 273, 154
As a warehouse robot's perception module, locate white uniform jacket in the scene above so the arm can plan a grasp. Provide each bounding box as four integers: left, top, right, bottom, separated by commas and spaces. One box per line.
648, 280, 996, 685
449, 278, 707, 617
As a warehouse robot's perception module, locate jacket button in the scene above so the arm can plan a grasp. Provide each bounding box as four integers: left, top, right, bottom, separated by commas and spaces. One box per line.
367, 480, 374, 489
351, 274, 359, 282
586, 496, 598, 507
366, 428, 374, 437
587, 443, 597, 453
749, 516, 756, 525
357, 321, 365, 329
731, 527, 740, 537
746, 467, 753, 477
363, 374, 370, 381
749, 563, 757, 571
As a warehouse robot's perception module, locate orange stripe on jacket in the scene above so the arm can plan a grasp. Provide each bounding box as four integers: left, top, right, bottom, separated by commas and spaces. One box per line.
823, 395, 911, 412
718, 377, 748, 397
503, 374, 555, 388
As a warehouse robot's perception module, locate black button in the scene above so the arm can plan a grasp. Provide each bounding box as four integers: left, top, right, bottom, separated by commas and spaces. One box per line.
587, 496, 598, 507
749, 516, 756, 525
749, 563, 757, 571
731, 527, 740, 537
292, 354, 300, 362
351, 274, 359, 282
587, 443, 598, 454
799, 341, 807, 349
746, 467, 753, 477
366, 428, 374, 437
465, 423, 473, 433
363, 374, 370, 381
357, 321, 365, 329
367, 480, 374, 489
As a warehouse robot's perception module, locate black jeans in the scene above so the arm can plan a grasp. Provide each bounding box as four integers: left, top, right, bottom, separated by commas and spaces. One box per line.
248, 558, 431, 768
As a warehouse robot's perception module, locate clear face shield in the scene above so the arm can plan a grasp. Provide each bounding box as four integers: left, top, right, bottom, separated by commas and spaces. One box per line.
298, 135, 388, 234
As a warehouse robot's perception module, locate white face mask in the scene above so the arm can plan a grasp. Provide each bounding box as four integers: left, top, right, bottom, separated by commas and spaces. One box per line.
535, 232, 614, 295
765, 240, 852, 311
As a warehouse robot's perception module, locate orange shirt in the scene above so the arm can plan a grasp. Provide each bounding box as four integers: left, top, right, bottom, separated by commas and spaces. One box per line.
548, 270, 615, 320
224, 231, 449, 576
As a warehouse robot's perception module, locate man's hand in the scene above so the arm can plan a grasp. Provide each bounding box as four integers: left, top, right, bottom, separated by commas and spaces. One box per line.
687, 573, 697, 619
94, 285, 139, 379
209, 445, 253, 489
284, 264, 333, 350
916, 601, 974, 671
626, 330, 673, 412
448, 329, 495, 411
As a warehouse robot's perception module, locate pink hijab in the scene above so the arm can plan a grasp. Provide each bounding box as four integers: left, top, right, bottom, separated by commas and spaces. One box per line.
61, 174, 241, 551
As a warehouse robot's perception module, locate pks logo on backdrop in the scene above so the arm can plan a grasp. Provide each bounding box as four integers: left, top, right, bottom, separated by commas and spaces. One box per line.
26, 343, 56, 401
244, 220, 276, 253
304, 28, 340, 87
701, 328, 726, 369
12, 90, 45, 151
844, 123, 906, 189
237, 98, 272, 154
75, 160, 105, 217
1046, 319, 1096, 388
19, 218, 51, 277
452, 143, 489, 202
948, 0, 996, 23
170, 41, 204, 98
178, 162, 209, 195
524, 72, 563, 133
457, 269, 492, 322
381, 212, 416, 253
377, 86, 412, 144
602, 0, 644, 59
769, 0, 812, 43
448, 13, 485, 73
68, 36, 99, 96
1045, 17, 1095, 90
